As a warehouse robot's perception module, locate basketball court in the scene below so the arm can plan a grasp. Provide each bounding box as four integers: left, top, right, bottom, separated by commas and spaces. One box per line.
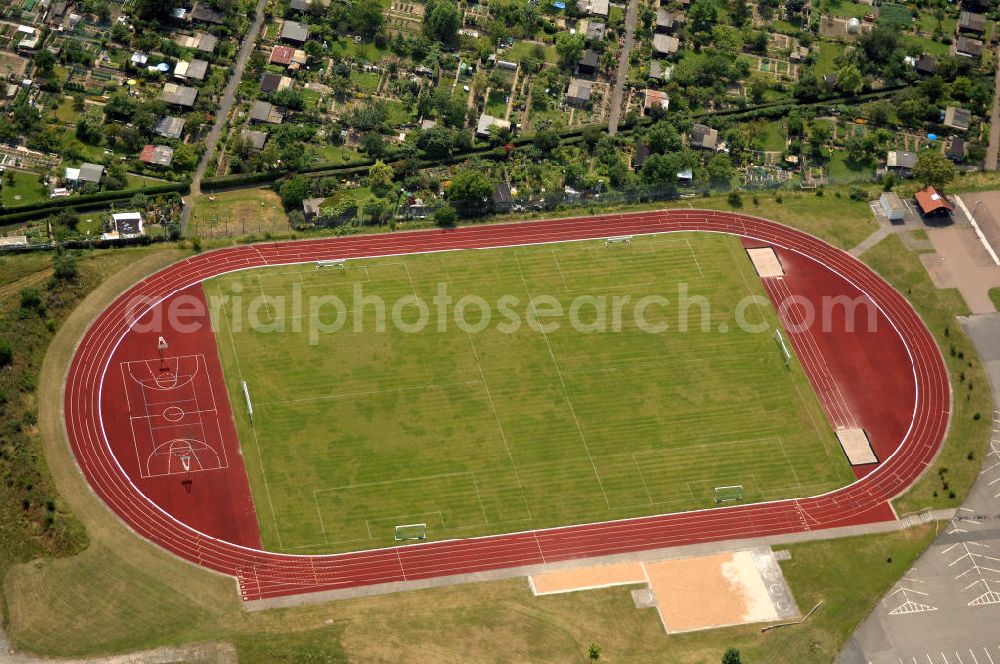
529, 547, 799, 634
119, 352, 229, 479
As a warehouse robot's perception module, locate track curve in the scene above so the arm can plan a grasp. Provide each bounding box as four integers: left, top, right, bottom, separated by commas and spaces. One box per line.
64, 210, 950, 601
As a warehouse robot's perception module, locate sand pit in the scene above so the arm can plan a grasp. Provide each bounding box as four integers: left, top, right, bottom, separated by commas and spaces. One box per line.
646, 551, 780, 632
527, 548, 799, 634
747, 247, 784, 278
836, 428, 877, 465
530, 562, 646, 595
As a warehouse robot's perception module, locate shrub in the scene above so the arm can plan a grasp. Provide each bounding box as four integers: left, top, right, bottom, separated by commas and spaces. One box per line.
434, 205, 459, 227
0, 342, 11, 368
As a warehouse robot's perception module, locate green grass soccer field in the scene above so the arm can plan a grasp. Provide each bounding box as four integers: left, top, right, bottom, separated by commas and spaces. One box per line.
206, 232, 854, 554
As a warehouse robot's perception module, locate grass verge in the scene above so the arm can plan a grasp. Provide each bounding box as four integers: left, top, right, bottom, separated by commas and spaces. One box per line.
860, 234, 993, 514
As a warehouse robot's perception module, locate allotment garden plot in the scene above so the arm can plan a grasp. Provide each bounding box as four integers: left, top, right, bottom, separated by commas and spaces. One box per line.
207, 232, 855, 554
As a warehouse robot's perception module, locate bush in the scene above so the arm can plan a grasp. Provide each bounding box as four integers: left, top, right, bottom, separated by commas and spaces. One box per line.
434, 205, 459, 227
849, 186, 868, 201
19, 288, 44, 312
0, 342, 11, 368
52, 250, 78, 282
727, 191, 743, 208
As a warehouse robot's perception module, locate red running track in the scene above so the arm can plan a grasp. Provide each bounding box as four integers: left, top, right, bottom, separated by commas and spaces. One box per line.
64, 210, 950, 601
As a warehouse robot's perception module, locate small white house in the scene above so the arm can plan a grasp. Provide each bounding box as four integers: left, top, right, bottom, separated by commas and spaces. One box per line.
879, 192, 905, 222
102, 212, 144, 240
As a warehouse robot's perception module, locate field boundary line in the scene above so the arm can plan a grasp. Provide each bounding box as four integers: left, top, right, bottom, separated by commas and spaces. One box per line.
214, 280, 285, 551
514, 254, 611, 510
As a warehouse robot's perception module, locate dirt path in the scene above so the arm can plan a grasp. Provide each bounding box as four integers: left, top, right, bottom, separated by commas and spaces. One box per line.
0, 268, 52, 301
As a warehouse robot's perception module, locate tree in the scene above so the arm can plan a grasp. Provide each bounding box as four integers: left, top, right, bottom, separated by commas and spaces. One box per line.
728, 0, 750, 27
0, 341, 11, 368
534, 128, 561, 153
348, 0, 385, 37
361, 132, 387, 159
75, 115, 103, 145
836, 64, 863, 96
52, 249, 78, 281
418, 126, 455, 157
434, 204, 458, 226
446, 167, 493, 217
104, 163, 128, 191
706, 153, 735, 183
424, 0, 460, 45
367, 160, 395, 197
279, 175, 311, 209
362, 196, 391, 223
555, 32, 585, 68
588, 643, 602, 660
688, 0, 718, 46
722, 648, 742, 664
913, 149, 955, 191
34, 50, 56, 77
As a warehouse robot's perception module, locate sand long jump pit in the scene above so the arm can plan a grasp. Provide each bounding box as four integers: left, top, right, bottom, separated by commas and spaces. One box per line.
529, 547, 799, 634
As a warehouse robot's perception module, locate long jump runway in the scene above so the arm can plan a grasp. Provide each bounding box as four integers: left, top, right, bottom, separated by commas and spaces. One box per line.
64, 210, 951, 601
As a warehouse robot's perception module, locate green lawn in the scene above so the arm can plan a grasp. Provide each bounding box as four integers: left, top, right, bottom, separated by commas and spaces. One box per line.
208, 233, 854, 554
815, 42, 845, 76
349, 70, 380, 94
827, 150, 876, 183
820, 0, 871, 19
1, 169, 49, 207
990, 287, 1000, 310
759, 120, 787, 152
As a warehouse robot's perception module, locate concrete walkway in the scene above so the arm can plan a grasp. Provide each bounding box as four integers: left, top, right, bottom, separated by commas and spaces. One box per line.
848, 223, 892, 257
181, 0, 269, 233
607, 0, 638, 136
985, 45, 1000, 171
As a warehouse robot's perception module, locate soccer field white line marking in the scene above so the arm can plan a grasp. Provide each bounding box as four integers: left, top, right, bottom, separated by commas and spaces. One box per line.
214, 280, 285, 551
437, 257, 535, 522
685, 238, 704, 278
550, 249, 570, 291
514, 253, 611, 510
470, 471, 490, 525
313, 492, 329, 545
255, 379, 482, 407
632, 454, 654, 505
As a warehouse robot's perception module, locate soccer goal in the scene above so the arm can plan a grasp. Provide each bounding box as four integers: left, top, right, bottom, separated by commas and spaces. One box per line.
773, 330, 792, 367
241, 380, 254, 422
605, 235, 633, 247
714, 485, 745, 504
394, 523, 428, 541
316, 258, 346, 270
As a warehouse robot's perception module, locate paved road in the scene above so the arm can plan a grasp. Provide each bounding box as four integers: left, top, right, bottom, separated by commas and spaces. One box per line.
607, 0, 639, 136
840, 314, 1000, 664
181, 0, 269, 232
985, 46, 1000, 171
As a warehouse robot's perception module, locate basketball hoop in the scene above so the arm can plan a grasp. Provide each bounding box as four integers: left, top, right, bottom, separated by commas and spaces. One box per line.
157, 336, 169, 372
179, 452, 192, 489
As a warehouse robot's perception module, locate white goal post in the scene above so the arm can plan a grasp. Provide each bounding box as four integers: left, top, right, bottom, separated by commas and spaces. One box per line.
714, 485, 744, 503
394, 523, 428, 541
241, 380, 254, 422
605, 235, 633, 247
773, 330, 792, 367
316, 259, 346, 269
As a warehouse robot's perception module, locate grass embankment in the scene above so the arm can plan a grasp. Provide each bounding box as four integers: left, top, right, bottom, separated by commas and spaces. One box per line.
0, 246, 176, 644
861, 234, 993, 514
5, 507, 935, 663
191, 184, 879, 255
